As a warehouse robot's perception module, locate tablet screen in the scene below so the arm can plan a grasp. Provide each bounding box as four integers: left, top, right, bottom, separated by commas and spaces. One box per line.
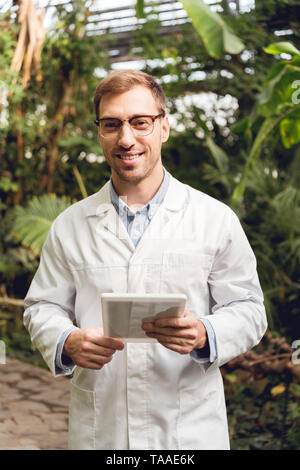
101, 293, 187, 342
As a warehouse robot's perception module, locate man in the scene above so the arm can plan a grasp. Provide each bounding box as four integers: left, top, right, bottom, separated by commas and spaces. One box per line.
24, 70, 267, 450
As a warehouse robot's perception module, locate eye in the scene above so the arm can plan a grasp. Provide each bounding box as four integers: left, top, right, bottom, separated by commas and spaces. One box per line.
131, 117, 151, 129
101, 119, 121, 130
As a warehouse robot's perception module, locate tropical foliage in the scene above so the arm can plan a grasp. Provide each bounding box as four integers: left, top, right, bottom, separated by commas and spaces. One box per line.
11, 194, 72, 255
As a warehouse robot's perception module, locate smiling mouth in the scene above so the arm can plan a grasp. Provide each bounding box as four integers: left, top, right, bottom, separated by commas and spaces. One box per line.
116, 152, 144, 160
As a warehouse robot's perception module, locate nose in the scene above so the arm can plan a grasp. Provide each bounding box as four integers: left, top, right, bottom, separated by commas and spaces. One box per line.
117, 121, 136, 149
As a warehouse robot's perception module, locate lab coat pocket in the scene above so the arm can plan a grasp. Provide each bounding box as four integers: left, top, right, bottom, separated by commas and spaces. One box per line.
178, 369, 229, 450
68, 381, 96, 450
161, 252, 212, 297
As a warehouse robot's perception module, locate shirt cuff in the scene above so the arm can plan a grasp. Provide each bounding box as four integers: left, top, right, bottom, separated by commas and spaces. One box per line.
55, 326, 78, 374
190, 317, 217, 364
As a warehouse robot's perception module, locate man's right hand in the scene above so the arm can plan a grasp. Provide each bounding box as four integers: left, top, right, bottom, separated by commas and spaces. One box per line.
63, 328, 124, 370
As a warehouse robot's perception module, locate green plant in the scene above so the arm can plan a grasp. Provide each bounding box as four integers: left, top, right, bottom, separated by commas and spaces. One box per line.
11, 194, 72, 255
181, 0, 245, 58
136, 0, 245, 58
231, 42, 300, 207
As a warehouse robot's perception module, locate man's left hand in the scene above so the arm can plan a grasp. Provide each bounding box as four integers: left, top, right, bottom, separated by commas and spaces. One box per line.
142, 310, 207, 355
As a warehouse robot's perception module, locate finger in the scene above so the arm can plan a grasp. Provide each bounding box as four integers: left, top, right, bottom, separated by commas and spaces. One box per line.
76, 354, 112, 369
82, 342, 116, 357
93, 335, 125, 351
146, 332, 195, 347
145, 326, 198, 340
142, 322, 154, 330
82, 349, 113, 362
154, 340, 192, 355
154, 315, 197, 329
142, 322, 186, 333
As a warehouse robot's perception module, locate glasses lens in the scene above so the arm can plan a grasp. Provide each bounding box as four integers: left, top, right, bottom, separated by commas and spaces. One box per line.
99, 116, 156, 137
100, 118, 121, 135
130, 116, 153, 135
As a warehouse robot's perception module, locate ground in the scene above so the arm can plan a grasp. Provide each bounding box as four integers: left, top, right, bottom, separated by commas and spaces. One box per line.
0, 357, 70, 450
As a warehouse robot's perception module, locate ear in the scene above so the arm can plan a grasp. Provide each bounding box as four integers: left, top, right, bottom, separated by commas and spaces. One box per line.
161, 115, 170, 143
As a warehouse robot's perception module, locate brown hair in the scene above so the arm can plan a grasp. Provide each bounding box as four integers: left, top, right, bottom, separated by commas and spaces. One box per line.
93, 69, 166, 120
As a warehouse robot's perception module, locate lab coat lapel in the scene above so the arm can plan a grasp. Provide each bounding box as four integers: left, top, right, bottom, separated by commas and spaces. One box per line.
85, 175, 187, 256
86, 181, 135, 252
132, 175, 188, 257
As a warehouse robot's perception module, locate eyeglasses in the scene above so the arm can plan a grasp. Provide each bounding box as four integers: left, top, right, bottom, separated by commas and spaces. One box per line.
94, 113, 165, 138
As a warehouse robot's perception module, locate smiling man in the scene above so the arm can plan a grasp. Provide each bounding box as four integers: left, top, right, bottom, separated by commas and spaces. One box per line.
24, 69, 267, 450
97, 86, 167, 188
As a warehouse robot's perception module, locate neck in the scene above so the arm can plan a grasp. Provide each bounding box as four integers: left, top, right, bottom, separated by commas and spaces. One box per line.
111, 165, 164, 207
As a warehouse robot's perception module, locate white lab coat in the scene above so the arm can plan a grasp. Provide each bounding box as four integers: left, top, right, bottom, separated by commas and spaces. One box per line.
23, 175, 267, 450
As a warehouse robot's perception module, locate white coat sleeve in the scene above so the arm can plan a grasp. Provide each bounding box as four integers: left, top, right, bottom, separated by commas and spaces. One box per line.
206, 209, 267, 369
23, 219, 76, 377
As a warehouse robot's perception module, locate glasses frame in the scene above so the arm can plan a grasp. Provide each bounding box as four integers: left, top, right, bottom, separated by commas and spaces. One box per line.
94, 113, 165, 138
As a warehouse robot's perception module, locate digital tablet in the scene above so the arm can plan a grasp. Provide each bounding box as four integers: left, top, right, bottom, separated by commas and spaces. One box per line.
101, 293, 187, 342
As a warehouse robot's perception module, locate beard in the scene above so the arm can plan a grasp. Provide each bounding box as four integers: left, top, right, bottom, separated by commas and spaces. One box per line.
107, 152, 161, 186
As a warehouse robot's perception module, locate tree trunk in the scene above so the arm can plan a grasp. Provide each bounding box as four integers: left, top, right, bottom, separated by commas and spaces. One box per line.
46, 137, 59, 193
13, 105, 24, 206
41, 74, 76, 193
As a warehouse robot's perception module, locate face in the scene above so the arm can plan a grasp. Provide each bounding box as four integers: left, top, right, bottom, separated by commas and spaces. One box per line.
97, 85, 170, 187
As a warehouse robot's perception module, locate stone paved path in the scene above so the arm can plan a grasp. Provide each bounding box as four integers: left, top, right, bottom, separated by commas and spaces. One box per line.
0, 357, 70, 450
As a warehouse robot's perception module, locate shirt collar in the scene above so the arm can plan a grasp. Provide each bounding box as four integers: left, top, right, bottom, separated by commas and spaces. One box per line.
109, 168, 170, 217
85, 172, 187, 217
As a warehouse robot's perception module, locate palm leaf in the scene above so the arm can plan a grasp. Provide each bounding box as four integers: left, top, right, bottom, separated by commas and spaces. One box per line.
11, 194, 72, 255
181, 0, 244, 58
135, 0, 144, 19
263, 41, 300, 57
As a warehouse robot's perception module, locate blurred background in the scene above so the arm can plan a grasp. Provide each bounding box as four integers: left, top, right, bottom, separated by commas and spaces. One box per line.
0, 0, 299, 450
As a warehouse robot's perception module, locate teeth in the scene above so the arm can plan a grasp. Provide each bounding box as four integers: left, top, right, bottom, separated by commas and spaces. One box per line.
118, 154, 142, 160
